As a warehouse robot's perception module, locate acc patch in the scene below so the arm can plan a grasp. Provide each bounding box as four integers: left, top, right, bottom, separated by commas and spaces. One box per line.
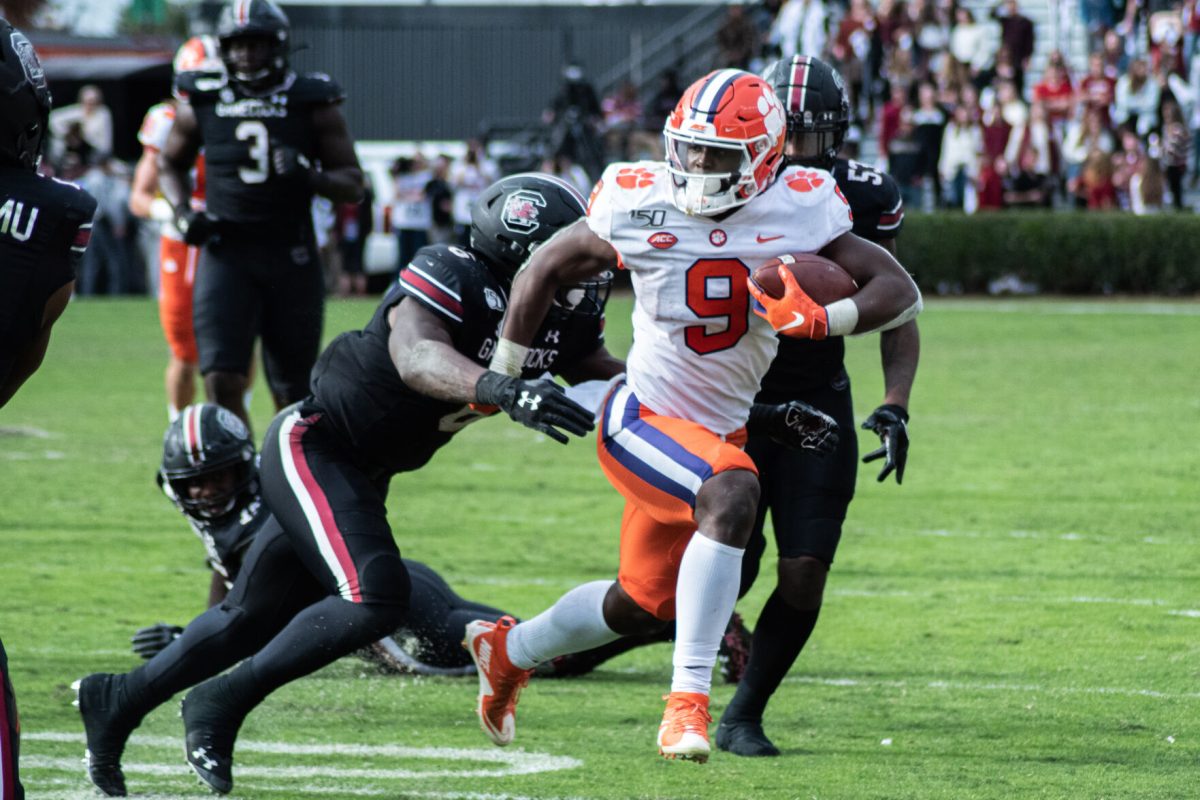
709, 229, 727, 247
648, 232, 677, 250
501, 190, 546, 234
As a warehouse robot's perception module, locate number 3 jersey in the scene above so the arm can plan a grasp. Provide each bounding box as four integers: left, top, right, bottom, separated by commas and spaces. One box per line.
310, 244, 606, 476
175, 69, 343, 227
586, 161, 853, 435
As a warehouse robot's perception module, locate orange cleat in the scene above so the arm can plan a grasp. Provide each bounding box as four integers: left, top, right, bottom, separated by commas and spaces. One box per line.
464, 616, 532, 746
657, 691, 712, 762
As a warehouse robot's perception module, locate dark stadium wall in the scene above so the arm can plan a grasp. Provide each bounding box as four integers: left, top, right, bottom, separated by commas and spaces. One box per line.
282, 3, 709, 142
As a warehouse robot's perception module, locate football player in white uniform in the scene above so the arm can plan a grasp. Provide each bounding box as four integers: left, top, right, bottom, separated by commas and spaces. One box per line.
465, 68, 922, 761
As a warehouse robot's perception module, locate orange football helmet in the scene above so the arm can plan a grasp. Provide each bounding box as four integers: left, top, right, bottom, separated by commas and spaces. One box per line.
172, 35, 223, 76
664, 69, 787, 216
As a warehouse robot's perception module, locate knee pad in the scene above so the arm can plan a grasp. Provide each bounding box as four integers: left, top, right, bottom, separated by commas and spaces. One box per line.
777, 556, 829, 610
359, 553, 411, 623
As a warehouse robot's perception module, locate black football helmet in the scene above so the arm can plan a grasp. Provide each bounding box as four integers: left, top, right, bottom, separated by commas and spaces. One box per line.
159, 404, 257, 521
549, 269, 613, 322
0, 19, 52, 170
216, 0, 290, 90
469, 172, 588, 278
762, 55, 850, 169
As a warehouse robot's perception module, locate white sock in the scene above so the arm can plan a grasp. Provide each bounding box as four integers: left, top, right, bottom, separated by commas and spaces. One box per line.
671, 532, 743, 695
168, 405, 181, 423
507, 580, 619, 669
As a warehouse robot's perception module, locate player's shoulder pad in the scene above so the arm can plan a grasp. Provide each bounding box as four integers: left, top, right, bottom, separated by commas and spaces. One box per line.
594, 160, 668, 208
776, 164, 841, 207
173, 70, 227, 102
43, 175, 98, 221
397, 243, 489, 323
292, 72, 346, 105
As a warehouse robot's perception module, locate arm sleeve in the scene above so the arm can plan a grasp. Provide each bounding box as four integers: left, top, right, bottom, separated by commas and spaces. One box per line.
871, 173, 905, 241
62, 188, 99, 277
395, 246, 468, 326
584, 167, 631, 270
584, 172, 615, 244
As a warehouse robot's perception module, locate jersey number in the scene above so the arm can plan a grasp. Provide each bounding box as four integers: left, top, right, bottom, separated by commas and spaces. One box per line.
846, 162, 882, 186
236, 120, 270, 184
684, 258, 750, 355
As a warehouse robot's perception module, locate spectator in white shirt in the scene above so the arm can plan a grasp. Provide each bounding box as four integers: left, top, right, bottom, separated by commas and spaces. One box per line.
50, 84, 113, 156
939, 104, 983, 209
1113, 57, 1161, 138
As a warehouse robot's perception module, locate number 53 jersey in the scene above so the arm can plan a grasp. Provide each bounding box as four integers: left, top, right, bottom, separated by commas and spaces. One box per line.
586, 161, 853, 435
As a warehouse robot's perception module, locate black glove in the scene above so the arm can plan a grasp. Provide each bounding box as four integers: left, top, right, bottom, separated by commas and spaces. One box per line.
861, 404, 909, 484
131, 623, 183, 660
475, 371, 594, 444
748, 400, 839, 456
175, 207, 219, 246
271, 140, 312, 181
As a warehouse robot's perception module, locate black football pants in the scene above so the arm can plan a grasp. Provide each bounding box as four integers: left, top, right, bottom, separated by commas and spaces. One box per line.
0, 637, 23, 800
741, 370, 859, 594
193, 226, 324, 406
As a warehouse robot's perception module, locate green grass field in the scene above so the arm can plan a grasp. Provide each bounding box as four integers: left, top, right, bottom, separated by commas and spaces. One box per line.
2, 294, 1198, 800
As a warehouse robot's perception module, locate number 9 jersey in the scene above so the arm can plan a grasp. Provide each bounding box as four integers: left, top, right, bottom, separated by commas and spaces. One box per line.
585, 160, 853, 435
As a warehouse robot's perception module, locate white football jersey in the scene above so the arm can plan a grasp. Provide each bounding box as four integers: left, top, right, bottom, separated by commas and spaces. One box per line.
587, 160, 853, 434
136, 103, 207, 240
137, 102, 175, 152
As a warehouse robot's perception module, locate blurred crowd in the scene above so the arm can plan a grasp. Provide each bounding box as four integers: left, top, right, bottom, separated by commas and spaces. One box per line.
691, 0, 1200, 213
36, 1, 1200, 298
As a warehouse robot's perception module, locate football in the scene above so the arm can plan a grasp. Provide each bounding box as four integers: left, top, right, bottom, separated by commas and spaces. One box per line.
750, 253, 857, 305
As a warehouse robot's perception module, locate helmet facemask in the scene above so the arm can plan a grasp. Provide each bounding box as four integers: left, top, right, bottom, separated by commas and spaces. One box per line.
159, 404, 257, 523
166, 461, 254, 520
663, 69, 786, 217
549, 270, 613, 320
784, 124, 844, 169
220, 32, 287, 91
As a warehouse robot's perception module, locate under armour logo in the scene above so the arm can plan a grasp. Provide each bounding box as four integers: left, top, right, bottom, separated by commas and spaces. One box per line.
545, 329, 561, 344
192, 747, 218, 771
517, 391, 542, 411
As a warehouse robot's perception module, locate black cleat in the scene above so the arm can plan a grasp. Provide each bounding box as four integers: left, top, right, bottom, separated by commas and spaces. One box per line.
181, 679, 242, 795
715, 718, 781, 757
717, 612, 752, 685
72, 673, 137, 797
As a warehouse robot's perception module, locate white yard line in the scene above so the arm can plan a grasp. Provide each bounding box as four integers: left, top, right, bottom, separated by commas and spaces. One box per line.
929, 299, 1200, 315
905, 528, 1175, 545
780, 675, 1200, 700
24, 732, 580, 780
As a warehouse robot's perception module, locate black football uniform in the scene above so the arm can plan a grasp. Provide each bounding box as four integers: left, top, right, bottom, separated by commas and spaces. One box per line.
257, 242, 607, 607
185, 496, 270, 586
309, 243, 607, 474
0, 636, 21, 800
0, 166, 95, 388
176, 70, 344, 403
128, 498, 503, 697
743, 159, 903, 581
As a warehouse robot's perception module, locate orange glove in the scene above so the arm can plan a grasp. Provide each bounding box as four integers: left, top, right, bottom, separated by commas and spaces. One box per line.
747, 266, 829, 340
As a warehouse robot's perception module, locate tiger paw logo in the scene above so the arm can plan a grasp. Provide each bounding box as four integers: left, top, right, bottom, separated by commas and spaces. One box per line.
786, 171, 825, 192
616, 167, 655, 189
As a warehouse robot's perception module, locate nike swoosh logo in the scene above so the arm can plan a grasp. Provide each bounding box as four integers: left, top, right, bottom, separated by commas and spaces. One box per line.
756, 234, 784, 243
778, 311, 806, 331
